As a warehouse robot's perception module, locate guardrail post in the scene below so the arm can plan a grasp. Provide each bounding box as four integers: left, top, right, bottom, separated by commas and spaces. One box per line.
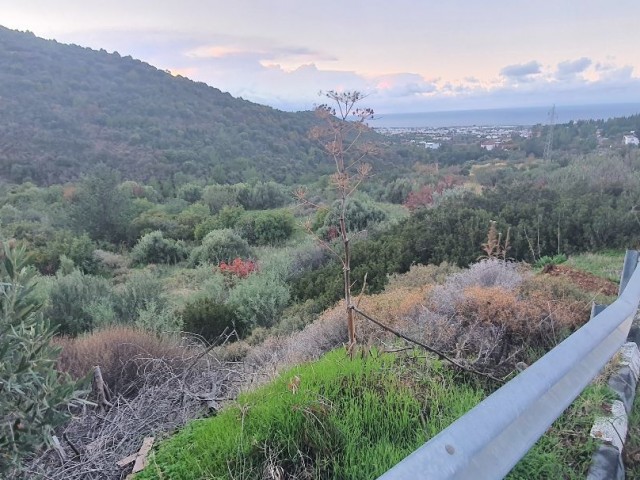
619, 250, 640, 296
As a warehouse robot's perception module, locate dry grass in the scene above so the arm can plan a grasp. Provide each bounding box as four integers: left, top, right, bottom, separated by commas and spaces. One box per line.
26, 330, 245, 480
54, 327, 190, 397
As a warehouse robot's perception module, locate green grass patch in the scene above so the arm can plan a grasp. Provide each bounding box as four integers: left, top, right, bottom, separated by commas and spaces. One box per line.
135, 348, 618, 479
508, 384, 617, 479
565, 251, 625, 283
135, 350, 486, 480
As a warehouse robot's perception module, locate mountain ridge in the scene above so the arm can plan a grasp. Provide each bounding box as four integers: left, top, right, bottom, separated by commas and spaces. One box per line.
0, 26, 343, 185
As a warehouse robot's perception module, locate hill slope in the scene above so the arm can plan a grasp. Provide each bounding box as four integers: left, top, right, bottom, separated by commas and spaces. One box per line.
0, 26, 379, 185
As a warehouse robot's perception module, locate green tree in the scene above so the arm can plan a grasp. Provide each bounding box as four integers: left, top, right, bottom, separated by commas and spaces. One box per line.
0, 243, 84, 475
71, 165, 134, 244
176, 182, 203, 203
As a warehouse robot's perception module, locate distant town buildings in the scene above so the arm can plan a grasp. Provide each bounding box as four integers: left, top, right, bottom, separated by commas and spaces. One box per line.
376, 125, 531, 151
623, 133, 639, 146
418, 141, 441, 149
481, 141, 497, 151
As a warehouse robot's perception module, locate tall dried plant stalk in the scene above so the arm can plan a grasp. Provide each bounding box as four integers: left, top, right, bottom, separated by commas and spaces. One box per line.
300, 91, 374, 354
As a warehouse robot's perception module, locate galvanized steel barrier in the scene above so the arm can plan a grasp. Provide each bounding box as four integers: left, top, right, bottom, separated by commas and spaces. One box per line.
378, 250, 640, 480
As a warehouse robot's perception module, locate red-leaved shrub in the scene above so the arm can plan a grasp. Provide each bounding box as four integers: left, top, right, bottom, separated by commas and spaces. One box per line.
218, 257, 258, 278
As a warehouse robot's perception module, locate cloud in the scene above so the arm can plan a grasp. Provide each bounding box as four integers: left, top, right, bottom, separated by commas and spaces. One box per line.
372, 73, 437, 97
186, 43, 336, 64
556, 57, 592, 76
598, 65, 634, 81
52, 28, 640, 113
500, 60, 542, 79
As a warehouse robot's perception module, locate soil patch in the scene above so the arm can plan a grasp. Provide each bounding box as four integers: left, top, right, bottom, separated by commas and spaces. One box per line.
542, 264, 618, 296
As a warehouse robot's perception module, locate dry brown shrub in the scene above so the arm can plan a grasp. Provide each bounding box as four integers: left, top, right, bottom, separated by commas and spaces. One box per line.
416, 276, 591, 375
519, 275, 591, 330
355, 286, 428, 343
284, 304, 348, 365
458, 286, 519, 319
62, 185, 76, 201
216, 339, 251, 362
54, 326, 187, 397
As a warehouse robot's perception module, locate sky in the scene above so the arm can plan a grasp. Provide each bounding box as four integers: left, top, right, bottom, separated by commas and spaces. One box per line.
1, 0, 639, 114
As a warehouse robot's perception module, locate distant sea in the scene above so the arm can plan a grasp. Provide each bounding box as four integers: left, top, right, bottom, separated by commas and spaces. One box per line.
370, 103, 640, 128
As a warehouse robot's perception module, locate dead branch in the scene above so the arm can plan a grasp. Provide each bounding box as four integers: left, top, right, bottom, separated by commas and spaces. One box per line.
351, 305, 505, 383
92, 366, 113, 412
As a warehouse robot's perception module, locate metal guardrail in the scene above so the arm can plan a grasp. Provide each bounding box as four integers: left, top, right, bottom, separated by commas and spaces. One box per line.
378, 250, 640, 480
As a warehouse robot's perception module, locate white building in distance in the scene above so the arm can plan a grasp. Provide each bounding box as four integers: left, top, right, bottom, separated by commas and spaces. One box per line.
624, 133, 639, 146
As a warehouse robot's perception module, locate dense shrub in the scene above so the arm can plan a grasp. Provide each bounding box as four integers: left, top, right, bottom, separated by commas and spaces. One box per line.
175, 203, 210, 239
29, 231, 98, 275
288, 241, 331, 281
113, 270, 169, 324
93, 249, 130, 276
189, 229, 252, 265
131, 208, 182, 240
194, 205, 245, 240
235, 209, 295, 245
383, 177, 414, 204
236, 181, 289, 210
130, 230, 188, 265
182, 297, 243, 342
272, 299, 322, 336
135, 300, 182, 334
0, 244, 82, 475
44, 270, 114, 336
202, 184, 239, 214
318, 197, 387, 239
292, 235, 402, 310
228, 270, 291, 329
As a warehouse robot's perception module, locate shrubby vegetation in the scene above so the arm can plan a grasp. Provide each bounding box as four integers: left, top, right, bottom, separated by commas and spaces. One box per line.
2, 27, 639, 477
189, 229, 252, 265
0, 244, 83, 475
131, 230, 187, 265
181, 298, 241, 342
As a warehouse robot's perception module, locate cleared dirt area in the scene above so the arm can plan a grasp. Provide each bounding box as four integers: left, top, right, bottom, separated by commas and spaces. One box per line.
542, 264, 619, 297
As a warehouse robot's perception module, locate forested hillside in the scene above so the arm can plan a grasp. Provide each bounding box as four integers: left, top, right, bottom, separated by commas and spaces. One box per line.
0, 27, 419, 185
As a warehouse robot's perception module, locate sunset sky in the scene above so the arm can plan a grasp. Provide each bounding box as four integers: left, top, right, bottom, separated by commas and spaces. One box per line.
2, 0, 639, 113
